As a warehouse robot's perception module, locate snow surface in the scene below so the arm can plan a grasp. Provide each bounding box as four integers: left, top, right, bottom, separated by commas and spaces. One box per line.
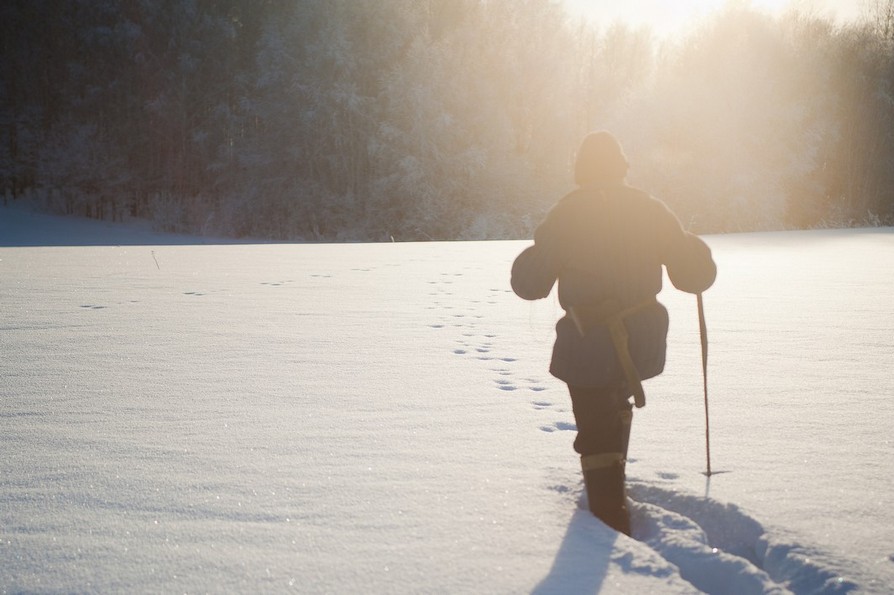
1, 207, 893, 594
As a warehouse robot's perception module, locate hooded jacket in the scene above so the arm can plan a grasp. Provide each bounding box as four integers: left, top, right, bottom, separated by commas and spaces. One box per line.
511, 182, 716, 387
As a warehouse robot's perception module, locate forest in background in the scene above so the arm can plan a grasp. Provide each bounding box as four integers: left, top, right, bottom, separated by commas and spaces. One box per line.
2, 0, 894, 241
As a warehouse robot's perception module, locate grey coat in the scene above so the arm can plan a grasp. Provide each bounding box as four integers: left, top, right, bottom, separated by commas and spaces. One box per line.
511, 183, 716, 387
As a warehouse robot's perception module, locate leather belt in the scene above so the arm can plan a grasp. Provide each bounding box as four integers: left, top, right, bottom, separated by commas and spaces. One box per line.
568, 297, 657, 408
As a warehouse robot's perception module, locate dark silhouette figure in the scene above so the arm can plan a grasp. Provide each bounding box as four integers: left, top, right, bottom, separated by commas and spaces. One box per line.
511, 131, 716, 534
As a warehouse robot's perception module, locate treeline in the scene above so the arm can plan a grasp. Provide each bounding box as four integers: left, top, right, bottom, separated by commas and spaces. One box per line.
1, 0, 893, 240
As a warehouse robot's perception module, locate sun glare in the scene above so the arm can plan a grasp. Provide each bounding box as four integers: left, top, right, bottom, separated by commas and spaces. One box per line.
563, 0, 863, 38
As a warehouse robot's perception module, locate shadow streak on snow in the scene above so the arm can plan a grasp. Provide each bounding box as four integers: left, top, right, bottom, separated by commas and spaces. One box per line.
629, 482, 860, 594
532, 509, 616, 595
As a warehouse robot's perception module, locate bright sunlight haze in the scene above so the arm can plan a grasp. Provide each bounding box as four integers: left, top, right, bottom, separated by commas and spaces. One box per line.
563, 0, 863, 37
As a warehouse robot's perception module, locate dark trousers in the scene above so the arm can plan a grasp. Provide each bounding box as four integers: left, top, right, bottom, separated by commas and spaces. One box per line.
568, 384, 633, 456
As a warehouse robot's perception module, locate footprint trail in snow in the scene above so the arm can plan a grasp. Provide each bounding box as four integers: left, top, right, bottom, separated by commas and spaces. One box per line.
621, 483, 858, 594
427, 272, 556, 410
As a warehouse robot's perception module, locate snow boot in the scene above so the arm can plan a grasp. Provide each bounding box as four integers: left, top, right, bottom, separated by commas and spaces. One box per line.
581, 452, 630, 535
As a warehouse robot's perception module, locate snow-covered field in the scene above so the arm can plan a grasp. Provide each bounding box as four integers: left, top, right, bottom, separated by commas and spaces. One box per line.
2, 207, 893, 593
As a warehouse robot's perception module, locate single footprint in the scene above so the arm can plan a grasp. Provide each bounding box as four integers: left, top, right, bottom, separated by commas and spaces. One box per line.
539, 422, 576, 433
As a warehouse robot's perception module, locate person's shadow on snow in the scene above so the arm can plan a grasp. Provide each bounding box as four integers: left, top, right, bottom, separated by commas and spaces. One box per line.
532, 508, 617, 594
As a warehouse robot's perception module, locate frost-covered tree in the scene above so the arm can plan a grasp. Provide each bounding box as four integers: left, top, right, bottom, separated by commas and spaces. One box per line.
615, 7, 805, 231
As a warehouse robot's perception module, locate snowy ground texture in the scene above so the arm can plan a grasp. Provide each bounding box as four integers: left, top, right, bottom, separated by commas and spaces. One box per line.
2, 207, 893, 594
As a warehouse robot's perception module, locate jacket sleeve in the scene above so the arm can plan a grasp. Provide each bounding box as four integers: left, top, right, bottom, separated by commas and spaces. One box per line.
510, 205, 568, 301
510, 244, 558, 300
665, 230, 717, 294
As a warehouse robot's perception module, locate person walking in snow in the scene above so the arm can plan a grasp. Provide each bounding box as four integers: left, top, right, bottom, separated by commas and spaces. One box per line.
510, 131, 716, 535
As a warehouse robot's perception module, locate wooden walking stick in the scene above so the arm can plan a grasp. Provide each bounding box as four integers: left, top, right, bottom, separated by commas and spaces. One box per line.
697, 292, 712, 476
